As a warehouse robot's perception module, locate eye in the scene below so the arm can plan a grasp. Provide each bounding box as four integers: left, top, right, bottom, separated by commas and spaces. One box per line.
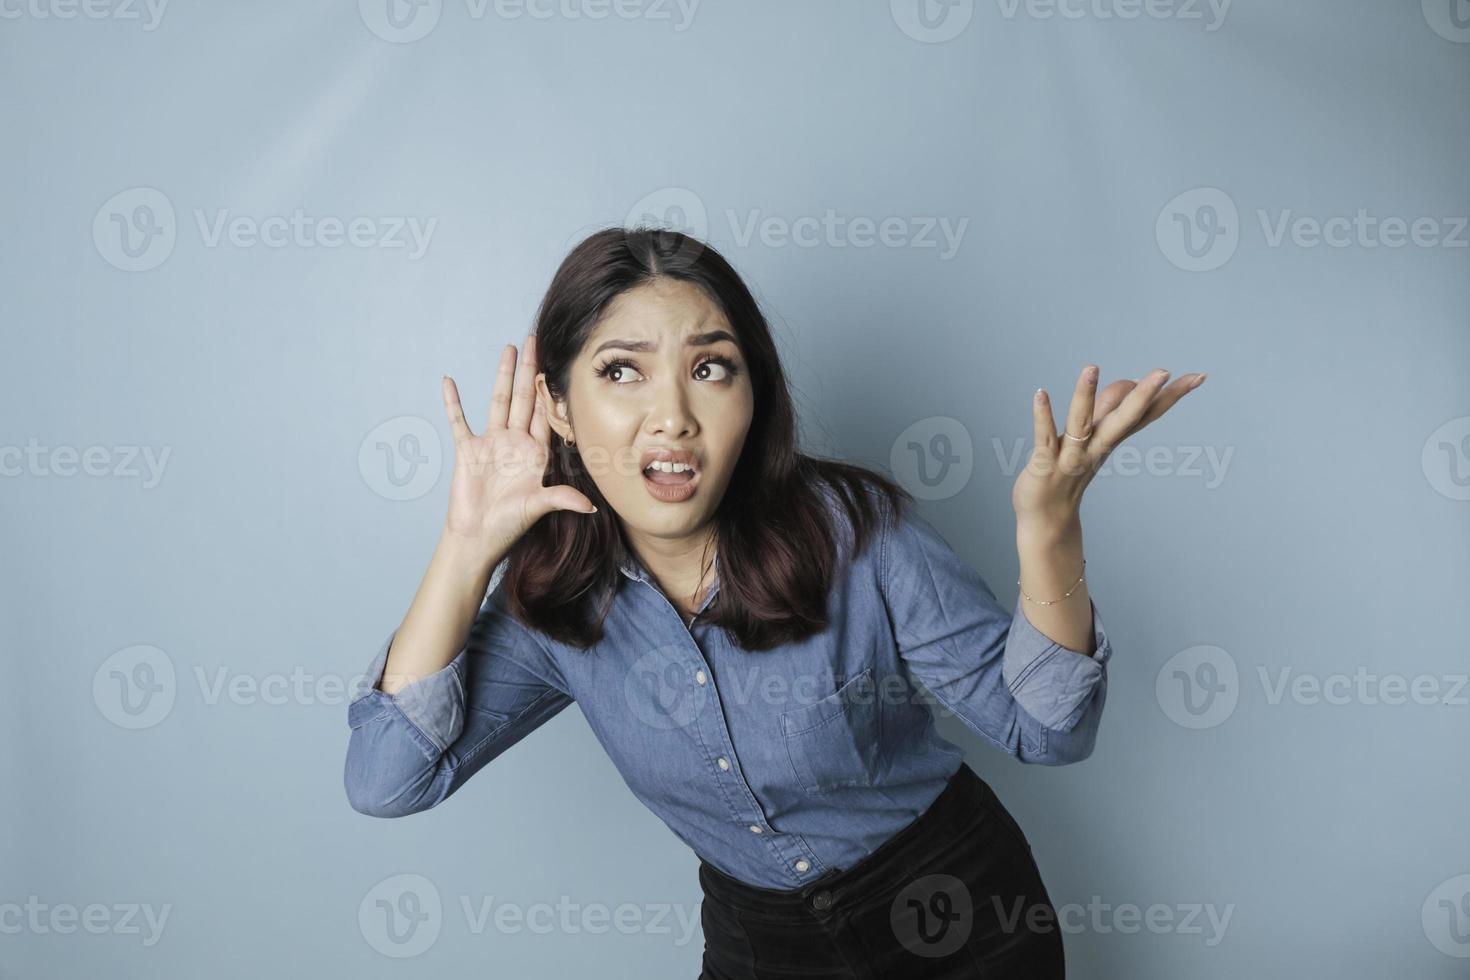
695, 355, 741, 382
593, 357, 644, 384
593, 354, 742, 385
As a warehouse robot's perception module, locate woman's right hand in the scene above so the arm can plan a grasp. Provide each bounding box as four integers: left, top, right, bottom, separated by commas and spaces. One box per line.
441, 335, 597, 563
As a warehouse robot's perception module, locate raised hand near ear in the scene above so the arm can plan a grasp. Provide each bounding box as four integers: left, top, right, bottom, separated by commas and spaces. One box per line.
442, 335, 598, 562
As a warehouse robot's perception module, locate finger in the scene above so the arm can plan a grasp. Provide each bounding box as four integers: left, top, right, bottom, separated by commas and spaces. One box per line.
1057, 365, 1098, 475
486, 344, 517, 432
1089, 368, 1171, 454
1092, 379, 1135, 424
443, 375, 475, 445
1123, 372, 1204, 437
1032, 387, 1058, 468
536, 483, 598, 517
1061, 365, 1098, 439
506, 333, 537, 433
529, 381, 551, 446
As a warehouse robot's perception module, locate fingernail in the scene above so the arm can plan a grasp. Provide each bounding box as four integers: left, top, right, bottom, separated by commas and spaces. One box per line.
1085, 366, 1099, 384
1191, 372, 1207, 388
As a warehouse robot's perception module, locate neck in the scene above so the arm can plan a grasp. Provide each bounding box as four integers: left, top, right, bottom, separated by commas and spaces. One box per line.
622, 523, 719, 610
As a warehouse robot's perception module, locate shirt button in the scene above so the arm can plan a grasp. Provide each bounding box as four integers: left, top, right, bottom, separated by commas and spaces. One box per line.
695, 669, 707, 685
717, 757, 730, 771
795, 860, 810, 872
748, 825, 762, 834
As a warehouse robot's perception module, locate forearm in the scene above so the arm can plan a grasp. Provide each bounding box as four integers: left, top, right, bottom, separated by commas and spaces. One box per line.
1014, 513, 1095, 656
379, 530, 505, 696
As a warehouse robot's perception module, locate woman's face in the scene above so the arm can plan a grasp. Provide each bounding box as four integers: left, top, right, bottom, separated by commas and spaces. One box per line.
537, 277, 755, 544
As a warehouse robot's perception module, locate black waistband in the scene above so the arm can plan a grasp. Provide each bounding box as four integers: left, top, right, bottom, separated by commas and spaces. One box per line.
697, 761, 988, 914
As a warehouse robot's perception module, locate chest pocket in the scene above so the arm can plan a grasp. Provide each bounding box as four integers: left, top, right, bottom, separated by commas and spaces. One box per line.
780, 667, 880, 794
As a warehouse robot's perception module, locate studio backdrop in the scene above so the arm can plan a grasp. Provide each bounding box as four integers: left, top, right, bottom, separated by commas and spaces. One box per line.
2, 1, 1466, 977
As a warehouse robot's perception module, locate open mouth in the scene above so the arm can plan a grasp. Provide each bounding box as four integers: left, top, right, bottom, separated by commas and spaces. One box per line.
640, 450, 701, 502
643, 460, 697, 486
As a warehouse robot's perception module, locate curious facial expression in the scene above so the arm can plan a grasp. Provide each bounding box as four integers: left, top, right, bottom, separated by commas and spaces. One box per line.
540, 278, 755, 539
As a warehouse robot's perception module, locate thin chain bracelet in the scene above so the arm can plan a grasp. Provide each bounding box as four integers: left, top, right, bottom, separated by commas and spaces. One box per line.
1018, 559, 1086, 605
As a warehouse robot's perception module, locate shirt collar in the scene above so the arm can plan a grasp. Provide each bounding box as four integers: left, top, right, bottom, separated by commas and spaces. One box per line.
616, 542, 722, 604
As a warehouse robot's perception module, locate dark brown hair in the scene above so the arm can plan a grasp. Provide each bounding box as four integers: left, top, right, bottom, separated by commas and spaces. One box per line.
503, 226, 912, 651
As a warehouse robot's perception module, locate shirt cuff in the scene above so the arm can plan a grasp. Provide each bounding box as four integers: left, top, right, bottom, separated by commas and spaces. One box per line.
347, 631, 467, 753
1002, 596, 1112, 732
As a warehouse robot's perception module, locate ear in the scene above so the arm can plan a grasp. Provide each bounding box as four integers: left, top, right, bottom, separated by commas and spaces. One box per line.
536, 374, 573, 442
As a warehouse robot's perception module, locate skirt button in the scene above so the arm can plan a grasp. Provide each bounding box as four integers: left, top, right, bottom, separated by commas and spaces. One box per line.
811, 890, 833, 912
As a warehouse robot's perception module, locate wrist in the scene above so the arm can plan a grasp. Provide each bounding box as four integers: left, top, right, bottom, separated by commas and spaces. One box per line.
1015, 510, 1082, 547
436, 526, 504, 582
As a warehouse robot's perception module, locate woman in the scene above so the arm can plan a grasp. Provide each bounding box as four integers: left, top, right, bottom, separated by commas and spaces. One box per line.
343, 227, 1204, 977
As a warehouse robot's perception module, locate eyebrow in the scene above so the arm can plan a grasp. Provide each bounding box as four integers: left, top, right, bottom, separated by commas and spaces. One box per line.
590, 330, 739, 358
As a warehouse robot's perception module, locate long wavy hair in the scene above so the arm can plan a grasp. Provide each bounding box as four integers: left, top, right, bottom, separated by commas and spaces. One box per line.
503, 226, 911, 651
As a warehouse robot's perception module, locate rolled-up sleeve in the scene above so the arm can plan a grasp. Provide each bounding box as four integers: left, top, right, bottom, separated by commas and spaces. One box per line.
343, 585, 574, 816
877, 498, 1112, 765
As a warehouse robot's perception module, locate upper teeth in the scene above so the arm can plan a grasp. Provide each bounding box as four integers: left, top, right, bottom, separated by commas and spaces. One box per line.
647, 461, 693, 473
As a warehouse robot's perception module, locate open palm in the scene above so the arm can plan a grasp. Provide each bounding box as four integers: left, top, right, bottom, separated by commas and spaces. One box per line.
1012, 365, 1207, 526
441, 336, 597, 559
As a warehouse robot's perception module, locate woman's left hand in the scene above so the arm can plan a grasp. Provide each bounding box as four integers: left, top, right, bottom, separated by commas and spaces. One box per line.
1011, 365, 1207, 529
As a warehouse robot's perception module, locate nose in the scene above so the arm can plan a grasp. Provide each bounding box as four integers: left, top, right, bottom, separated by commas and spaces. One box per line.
645, 375, 698, 440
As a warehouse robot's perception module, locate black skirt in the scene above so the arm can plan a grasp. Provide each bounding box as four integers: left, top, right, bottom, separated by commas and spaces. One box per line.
697, 762, 1066, 979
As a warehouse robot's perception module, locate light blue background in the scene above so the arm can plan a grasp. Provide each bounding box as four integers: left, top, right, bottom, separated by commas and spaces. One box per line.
2, 1, 1467, 976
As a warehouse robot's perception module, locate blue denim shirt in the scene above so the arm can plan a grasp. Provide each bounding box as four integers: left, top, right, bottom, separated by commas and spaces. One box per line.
343, 484, 1112, 890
